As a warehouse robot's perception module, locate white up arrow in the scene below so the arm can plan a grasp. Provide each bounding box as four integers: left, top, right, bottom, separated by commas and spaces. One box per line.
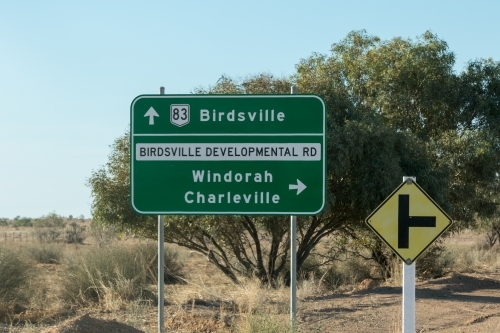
144, 107, 159, 125
289, 179, 307, 195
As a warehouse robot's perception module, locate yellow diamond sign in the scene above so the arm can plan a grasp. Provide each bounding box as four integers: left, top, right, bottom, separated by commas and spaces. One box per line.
366, 180, 452, 264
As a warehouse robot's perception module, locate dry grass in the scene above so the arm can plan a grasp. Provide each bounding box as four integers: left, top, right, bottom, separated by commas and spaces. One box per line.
0, 247, 33, 303
25, 243, 64, 264
390, 309, 402, 333
59, 241, 185, 308
1, 225, 500, 332
317, 258, 372, 291
163, 273, 294, 332
447, 241, 500, 273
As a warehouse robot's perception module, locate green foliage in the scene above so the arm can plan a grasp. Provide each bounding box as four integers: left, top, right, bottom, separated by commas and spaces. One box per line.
296, 29, 500, 228
458, 58, 500, 136
13, 216, 32, 227
429, 130, 499, 225
193, 73, 291, 95
87, 133, 156, 237
88, 30, 500, 285
0, 247, 33, 302
0, 218, 8, 226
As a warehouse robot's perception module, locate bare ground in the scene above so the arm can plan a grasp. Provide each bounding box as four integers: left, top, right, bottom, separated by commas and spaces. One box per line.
299, 270, 500, 332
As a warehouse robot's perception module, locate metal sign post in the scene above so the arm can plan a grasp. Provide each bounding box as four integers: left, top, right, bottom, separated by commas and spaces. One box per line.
402, 261, 415, 333
158, 87, 165, 333
402, 176, 416, 333
158, 215, 164, 333
290, 215, 296, 325
290, 85, 297, 326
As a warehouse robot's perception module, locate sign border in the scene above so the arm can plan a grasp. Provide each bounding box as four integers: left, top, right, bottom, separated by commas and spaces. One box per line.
365, 181, 453, 264
130, 94, 326, 216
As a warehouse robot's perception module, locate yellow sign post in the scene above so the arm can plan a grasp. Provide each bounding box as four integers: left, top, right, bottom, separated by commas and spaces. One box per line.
366, 179, 452, 264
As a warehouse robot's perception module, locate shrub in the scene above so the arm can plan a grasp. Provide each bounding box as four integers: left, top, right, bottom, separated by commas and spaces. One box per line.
476, 215, 500, 249
61, 243, 185, 305
319, 258, 371, 290
33, 212, 66, 243
35, 228, 62, 243
64, 222, 86, 244
417, 243, 455, 278
89, 222, 118, 247
136, 242, 186, 284
297, 255, 323, 281
446, 242, 500, 273
0, 247, 32, 302
33, 212, 65, 228
12, 216, 32, 227
0, 218, 8, 226
26, 243, 64, 264
62, 245, 145, 304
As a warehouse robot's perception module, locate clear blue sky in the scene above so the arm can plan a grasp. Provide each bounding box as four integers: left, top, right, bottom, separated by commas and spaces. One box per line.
1, 1, 499, 219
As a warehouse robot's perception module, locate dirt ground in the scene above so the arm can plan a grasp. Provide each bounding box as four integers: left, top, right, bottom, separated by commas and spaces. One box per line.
295, 231, 500, 332
299, 270, 500, 332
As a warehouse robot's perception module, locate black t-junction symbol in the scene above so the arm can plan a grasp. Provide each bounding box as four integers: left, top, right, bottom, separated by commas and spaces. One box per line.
398, 194, 436, 248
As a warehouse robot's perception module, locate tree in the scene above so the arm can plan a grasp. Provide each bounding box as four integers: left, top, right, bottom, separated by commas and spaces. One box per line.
88, 132, 157, 238
458, 58, 500, 135
89, 72, 445, 283
296, 30, 499, 227
89, 32, 500, 284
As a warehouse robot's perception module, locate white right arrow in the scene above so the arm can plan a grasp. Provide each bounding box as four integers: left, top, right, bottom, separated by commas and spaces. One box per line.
289, 179, 307, 195
144, 107, 159, 125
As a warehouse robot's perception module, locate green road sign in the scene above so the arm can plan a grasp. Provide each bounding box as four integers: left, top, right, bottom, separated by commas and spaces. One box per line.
130, 94, 326, 215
